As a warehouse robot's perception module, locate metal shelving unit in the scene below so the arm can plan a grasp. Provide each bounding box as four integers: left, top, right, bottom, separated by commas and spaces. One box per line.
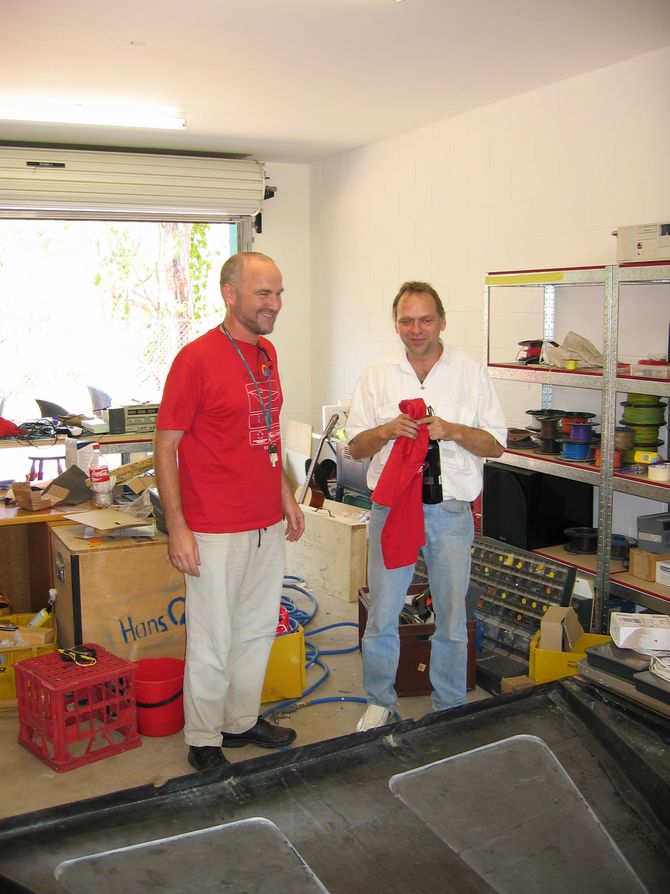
484, 262, 670, 632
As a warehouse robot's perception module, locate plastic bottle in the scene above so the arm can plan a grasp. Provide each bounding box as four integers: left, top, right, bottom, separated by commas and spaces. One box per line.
27, 588, 57, 628
88, 443, 113, 508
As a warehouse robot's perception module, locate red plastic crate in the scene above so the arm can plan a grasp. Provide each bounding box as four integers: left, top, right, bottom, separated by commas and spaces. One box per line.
15, 644, 141, 772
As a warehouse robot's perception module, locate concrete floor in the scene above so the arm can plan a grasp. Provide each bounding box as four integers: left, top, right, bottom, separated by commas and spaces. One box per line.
0, 582, 489, 822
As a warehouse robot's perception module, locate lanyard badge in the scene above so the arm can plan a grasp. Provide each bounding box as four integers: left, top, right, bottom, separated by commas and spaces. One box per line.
222, 326, 278, 467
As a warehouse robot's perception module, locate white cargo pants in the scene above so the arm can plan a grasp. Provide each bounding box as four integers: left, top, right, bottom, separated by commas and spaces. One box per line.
183, 521, 285, 746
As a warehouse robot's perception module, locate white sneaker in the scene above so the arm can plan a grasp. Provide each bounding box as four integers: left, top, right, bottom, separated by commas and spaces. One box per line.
356, 704, 392, 732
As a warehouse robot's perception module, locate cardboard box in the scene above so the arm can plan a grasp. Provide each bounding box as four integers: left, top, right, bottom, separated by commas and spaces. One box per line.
630, 548, 670, 582
286, 500, 368, 602
529, 630, 611, 684
539, 606, 583, 652
0, 613, 57, 710
610, 612, 670, 651
12, 483, 68, 511
51, 525, 186, 661
1, 626, 56, 647
656, 560, 670, 587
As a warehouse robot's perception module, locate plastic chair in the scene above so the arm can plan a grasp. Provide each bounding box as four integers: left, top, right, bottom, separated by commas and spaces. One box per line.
35, 399, 70, 419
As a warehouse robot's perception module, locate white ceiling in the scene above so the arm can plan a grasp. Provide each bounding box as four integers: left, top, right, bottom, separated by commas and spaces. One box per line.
2, 0, 669, 164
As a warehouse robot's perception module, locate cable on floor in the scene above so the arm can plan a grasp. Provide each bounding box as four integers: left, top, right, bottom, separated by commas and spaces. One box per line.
262, 577, 401, 723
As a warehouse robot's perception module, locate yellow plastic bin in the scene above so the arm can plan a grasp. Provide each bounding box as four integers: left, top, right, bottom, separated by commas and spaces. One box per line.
529, 630, 610, 684
0, 613, 57, 711
261, 625, 306, 703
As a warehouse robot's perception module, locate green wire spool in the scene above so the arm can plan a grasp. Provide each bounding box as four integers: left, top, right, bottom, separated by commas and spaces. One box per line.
621, 404, 666, 425
625, 393, 664, 406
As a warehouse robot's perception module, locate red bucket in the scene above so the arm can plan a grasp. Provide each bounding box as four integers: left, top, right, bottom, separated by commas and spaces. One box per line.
135, 657, 185, 737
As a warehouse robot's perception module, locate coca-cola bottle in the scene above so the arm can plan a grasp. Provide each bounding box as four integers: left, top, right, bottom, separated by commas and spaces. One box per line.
88, 443, 113, 508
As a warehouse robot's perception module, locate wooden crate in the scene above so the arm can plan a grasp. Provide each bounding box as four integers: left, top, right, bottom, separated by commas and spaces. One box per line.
50, 525, 186, 662
286, 500, 367, 602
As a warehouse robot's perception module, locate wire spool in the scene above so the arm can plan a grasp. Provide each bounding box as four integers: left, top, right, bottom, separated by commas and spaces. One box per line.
526, 409, 564, 418
506, 428, 536, 449
621, 402, 666, 425
569, 423, 596, 443
534, 435, 561, 455
619, 423, 664, 447
537, 415, 560, 438
560, 441, 592, 461
564, 526, 598, 554
559, 412, 596, 435
613, 427, 635, 451
593, 447, 622, 469
626, 392, 664, 406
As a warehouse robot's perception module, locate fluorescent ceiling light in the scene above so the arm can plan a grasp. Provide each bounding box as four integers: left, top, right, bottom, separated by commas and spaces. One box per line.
0, 99, 186, 130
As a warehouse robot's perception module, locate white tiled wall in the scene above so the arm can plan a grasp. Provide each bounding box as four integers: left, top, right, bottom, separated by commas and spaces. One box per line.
310, 46, 670, 430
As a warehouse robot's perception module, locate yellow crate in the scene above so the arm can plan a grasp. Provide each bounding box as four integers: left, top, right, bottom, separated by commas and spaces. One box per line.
0, 613, 57, 711
529, 630, 611, 684
261, 625, 306, 703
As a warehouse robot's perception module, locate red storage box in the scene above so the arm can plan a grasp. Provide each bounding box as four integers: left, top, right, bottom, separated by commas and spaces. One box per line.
15, 644, 141, 772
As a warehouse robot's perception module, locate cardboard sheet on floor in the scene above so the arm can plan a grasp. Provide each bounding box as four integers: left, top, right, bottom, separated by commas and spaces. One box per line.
55, 817, 330, 894
389, 734, 647, 894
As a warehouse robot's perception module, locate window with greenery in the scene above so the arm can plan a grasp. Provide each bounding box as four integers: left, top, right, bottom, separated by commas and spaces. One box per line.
0, 220, 237, 423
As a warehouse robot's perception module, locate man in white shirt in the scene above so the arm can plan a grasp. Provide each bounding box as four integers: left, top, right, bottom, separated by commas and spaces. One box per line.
347, 281, 506, 731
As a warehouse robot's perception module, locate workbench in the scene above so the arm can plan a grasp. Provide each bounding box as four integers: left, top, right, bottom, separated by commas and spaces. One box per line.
0, 433, 155, 612
0, 502, 84, 613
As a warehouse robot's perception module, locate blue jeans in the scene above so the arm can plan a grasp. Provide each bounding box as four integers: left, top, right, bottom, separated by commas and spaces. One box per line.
362, 500, 473, 712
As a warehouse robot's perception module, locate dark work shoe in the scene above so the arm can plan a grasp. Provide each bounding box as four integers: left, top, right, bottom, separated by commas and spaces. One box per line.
221, 717, 297, 749
187, 745, 229, 772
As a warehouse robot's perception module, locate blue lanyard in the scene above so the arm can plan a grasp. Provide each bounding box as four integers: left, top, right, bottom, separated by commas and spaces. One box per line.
221, 325, 273, 437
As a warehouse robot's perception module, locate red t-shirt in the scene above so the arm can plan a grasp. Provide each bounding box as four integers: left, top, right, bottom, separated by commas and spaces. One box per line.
157, 326, 283, 533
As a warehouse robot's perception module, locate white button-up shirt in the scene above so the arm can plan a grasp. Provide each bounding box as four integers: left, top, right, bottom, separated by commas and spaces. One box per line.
346, 346, 507, 501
